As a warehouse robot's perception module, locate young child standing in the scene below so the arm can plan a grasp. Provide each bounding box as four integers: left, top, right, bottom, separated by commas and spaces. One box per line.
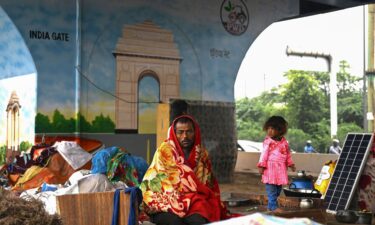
257, 116, 296, 213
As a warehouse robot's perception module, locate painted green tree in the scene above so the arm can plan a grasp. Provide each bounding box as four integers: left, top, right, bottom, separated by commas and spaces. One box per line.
35, 110, 115, 133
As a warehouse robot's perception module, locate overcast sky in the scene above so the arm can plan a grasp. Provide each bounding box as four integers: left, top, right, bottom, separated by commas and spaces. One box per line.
235, 6, 366, 99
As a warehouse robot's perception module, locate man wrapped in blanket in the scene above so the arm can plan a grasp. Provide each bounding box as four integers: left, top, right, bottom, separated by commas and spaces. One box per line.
140, 115, 229, 225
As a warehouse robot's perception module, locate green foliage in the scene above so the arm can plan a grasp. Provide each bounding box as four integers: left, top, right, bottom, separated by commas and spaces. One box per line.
224, 1, 234, 11
19, 141, 33, 151
337, 93, 363, 126
337, 60, 362, 96
236, 91, 286, 141
285, 128, 310, 153
78, 112, 91, 132
336, 61, 364, 127
0, 145, 6, 165
281, 70, 327, 133
236, 60, 365, 153
51, 110, 75, 132
35, 113, 51, 133
313, 71, 330, 98
91, 114, 115, 132
307, 119, 331, 153
35, 110, 115, 133
337, 123, 363, 143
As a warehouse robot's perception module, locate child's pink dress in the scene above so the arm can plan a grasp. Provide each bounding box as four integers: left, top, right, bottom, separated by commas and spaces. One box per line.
257, 136, 294, 185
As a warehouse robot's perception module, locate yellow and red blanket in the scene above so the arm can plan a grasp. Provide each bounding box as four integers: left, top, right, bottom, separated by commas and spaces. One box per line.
140, 115, 227, 222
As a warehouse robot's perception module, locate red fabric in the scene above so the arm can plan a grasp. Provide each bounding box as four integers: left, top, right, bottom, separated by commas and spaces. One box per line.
168, 115, 226, 220
168, 115, 201, 170
357, 136, 375, 211
140, 115, 229, 222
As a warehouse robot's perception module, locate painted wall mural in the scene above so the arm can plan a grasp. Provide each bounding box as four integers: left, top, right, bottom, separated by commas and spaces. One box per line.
0, 0, 298, 179
0, 6, 36, 163
77, 0, 297, 134
0, 0, 298, 132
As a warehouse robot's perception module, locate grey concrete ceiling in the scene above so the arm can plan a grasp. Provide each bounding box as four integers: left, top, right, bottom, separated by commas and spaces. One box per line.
300, 0, 375, 16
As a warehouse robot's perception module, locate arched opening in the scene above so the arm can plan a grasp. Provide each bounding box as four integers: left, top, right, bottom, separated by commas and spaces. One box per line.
235, 6, 367, 153
138, 72, 160, 134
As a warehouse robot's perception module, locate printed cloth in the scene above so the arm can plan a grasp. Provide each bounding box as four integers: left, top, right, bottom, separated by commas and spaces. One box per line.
12, 165, 43, 189
91, 146, 119, 174
257, 136, 294, 185
357, 137, 375, 212
140, 115, 228, 222
91, 146, 148, 187
7, 143, 55, 174
107, 151, 148, 187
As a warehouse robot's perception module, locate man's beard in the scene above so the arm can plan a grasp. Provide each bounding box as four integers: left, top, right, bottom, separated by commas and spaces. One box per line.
181, 140, 194, 151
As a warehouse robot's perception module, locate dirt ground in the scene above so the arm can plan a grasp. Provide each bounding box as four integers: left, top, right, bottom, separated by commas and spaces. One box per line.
218, 172, 375, 225
219, 172, 265, 195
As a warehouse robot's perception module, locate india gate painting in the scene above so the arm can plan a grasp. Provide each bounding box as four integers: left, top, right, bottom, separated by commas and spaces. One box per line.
0, 74, 36, 164
6, 91, 21, 158
113, 20, 181, 133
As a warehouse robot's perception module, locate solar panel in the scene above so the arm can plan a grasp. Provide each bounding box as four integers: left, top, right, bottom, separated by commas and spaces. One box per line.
325, 133, 374, 214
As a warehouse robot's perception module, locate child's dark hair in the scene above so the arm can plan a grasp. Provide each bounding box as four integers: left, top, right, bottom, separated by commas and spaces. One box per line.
263, 116, 288, 136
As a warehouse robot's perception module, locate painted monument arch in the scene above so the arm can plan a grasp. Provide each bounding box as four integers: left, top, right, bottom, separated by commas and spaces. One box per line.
114, 20, 181, 133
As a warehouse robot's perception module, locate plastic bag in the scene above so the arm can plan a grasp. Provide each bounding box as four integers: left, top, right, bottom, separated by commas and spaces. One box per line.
314, 160, 336, 197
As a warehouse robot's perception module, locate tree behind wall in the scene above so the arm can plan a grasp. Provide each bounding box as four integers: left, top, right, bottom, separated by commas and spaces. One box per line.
236, 60, 364, 152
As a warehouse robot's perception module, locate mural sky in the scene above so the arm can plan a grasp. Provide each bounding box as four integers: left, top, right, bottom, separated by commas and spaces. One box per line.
0, 0, 297, 132
0, 6, 36, 145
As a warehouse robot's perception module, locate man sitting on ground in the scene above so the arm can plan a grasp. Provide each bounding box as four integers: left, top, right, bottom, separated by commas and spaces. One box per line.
140, 115, 228, 225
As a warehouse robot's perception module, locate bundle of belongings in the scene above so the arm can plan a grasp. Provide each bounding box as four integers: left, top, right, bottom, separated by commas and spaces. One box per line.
5, 141, 93, 191
0, 141, 148, 215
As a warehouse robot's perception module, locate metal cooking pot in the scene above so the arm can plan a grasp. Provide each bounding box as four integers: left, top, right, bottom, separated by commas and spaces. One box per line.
299, 198, 313, 209
289, 170, 314, 189
224, 197, 251, 207
297, 170, 306, 177
335, 210, 359, 224
356, 211, 372, 224
283, 187, 322, 198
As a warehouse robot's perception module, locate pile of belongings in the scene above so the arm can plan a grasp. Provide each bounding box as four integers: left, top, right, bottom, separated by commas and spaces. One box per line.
0, 141, 148, 215
4, 141, 93, 191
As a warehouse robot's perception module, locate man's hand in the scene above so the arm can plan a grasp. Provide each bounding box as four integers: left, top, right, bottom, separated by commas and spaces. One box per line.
258, 167, 265, 175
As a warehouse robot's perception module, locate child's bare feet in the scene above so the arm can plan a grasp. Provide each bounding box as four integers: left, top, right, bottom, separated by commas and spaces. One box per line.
272, 208, 285, 214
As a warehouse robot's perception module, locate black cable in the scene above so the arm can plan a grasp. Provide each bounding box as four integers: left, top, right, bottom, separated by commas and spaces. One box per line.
76, 66, 160, 104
